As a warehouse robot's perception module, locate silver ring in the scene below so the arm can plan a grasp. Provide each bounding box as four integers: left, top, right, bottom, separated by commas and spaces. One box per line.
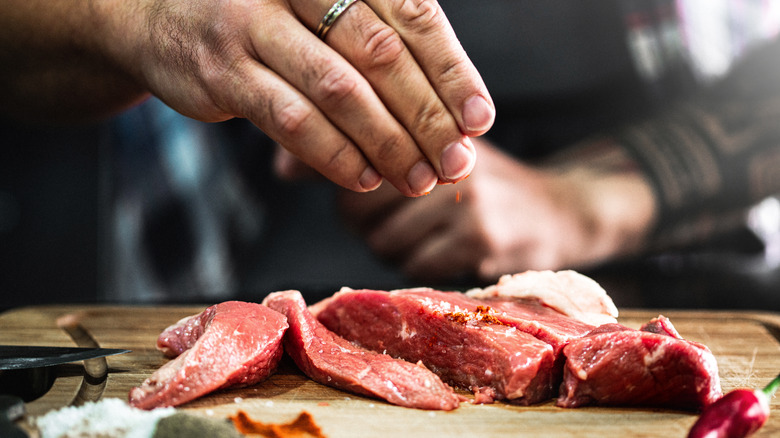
316, 0, 360, 40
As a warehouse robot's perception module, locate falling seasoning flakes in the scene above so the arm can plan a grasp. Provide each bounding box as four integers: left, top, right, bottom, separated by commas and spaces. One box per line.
455, 190, 462, 203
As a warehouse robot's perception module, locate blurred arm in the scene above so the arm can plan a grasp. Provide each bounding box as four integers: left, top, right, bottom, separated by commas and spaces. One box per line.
0, 0, 148, 122
615, 39, 780, 248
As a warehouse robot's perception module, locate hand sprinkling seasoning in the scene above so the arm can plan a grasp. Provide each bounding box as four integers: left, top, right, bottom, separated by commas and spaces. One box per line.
688, 373, 780, 438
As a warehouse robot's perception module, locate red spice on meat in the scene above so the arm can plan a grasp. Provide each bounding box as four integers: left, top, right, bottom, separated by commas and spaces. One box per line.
445, 312, 471, 324
444, 305, 510, 327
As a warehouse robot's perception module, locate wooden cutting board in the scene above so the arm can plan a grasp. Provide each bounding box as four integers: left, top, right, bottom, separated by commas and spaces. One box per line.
2, 304, 780, 437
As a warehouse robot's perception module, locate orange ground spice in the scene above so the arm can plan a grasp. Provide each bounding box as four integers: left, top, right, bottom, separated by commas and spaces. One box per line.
230, 410, 327, 438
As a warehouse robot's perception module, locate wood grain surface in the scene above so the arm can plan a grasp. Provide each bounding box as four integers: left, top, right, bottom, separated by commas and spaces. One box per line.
2, 304, 780, 437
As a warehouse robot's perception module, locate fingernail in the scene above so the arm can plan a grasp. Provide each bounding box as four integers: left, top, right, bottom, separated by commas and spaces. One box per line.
441, 139, 475, 181
462, 95, 494, 132
359, 166, 382, 191
407, 160, 438, 195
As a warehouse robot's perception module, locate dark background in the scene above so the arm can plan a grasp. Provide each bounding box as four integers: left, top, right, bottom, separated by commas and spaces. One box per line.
2, 118, 779, 313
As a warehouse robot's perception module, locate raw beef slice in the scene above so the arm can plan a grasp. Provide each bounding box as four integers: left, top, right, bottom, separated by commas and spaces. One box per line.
557, 316, 722, 410
129, 301, 288, 409
263, 290, 460, 410
315, 288, 557, 405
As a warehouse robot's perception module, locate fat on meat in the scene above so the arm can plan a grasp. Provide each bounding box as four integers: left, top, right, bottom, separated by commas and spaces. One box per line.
557, 316, 722, 410
315, 288, 557, 405
263, 290, 460, 411
466, 270, 619, 326
129, 301, 288, 409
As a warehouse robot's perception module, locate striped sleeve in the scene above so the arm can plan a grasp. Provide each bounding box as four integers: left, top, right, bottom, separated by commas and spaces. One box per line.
616, 39, 780, 246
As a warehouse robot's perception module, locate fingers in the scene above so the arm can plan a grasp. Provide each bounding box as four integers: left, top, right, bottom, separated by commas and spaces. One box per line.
366, 195, 447, 259
338, 182, 488, 281
241, 10, 390, 192
230, 49, 381, 191
338, 185, 446, 259
337, 183, 407, 232
255, 7, 443, 195
401, 230, 483, 282
320, 1, 478, 183
363, 190, 485, 281
367, 0, 495, 136
119, 0, 491, 196
242, 0, 492, 195
283, 0, 488, 193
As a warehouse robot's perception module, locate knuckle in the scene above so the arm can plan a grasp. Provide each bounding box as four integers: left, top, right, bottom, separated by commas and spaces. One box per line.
358, 23, 406, 70
199, 41, 242, 84
393, 0, 443, 30
435, 56, 471, 87
271, 98, 315, 139
311, 62, 360, 105
322, 139, 356, 174
373, 130, 410, 163
200, 55, 246, 114
411, 102, 449, 136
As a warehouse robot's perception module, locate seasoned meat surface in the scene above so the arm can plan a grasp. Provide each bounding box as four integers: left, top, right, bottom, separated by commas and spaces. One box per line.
315, 288, 557, 404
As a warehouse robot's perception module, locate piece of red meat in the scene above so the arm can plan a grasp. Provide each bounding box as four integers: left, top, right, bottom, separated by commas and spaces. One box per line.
262, 290, 460, 410
327, 288, 594, 356
639, 315, 684, 338
129, 301, 288, 409
557, 316, 722, 410
469, 297, 595, 355
314, 288, 557, 405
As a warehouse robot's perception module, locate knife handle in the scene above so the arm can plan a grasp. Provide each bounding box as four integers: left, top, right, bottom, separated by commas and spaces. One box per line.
0, 368, 55, 402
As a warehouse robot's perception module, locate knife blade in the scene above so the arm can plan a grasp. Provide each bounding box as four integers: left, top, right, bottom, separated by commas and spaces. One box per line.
0, 345, 130, 370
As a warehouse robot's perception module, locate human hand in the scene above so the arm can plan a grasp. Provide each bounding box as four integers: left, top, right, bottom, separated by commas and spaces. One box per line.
93, 0, 493, 196
337, 138, 656, 282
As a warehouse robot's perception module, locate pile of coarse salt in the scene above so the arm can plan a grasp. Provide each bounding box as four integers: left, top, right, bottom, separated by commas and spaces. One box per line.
35, 398, 176, 438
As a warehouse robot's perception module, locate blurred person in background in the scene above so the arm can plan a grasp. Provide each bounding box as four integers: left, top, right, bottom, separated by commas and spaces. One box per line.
2, 0, 780, 310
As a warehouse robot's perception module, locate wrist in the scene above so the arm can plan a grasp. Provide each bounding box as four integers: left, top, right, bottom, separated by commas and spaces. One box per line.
83, 0, 148, 87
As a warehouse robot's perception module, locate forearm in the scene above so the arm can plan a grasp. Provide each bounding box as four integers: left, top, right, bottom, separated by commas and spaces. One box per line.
0, 0, 148, 122
518, 34, 780, 264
